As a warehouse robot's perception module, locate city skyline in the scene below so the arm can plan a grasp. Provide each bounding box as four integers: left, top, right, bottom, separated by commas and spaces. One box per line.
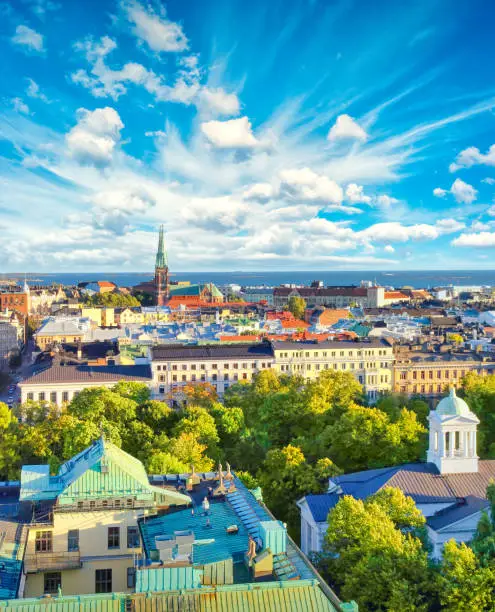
1, 0, 495, 272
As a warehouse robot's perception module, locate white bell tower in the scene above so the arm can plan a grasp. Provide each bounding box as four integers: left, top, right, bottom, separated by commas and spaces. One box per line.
427, 387, 479, 474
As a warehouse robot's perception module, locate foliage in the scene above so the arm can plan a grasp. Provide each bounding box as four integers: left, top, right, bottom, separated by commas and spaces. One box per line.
461, 373, 495, 456
438, 540, 495, 611
8, 350, 22, 369
322, 491, 432, 611
447, 333, 464, 346
236, 470, 259, 489
82, 292, 140, 308
132, 291, 155, 306
287, 295, 307, 320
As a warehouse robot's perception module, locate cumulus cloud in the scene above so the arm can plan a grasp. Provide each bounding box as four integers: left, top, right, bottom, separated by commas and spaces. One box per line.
328, 114, 367, 142
182, 196, 249, 232
242, 183, 276, 201
376, 194, 399, 208
11, 98, 30, 115
358, 222, 439, 243
201, 116, 259, 148
487, 205, 495, 217
66, 107, 124, 167
435, 218, 465, 234
122, 0, 188, 52
12, 24, 44, 52
450, 145, 495, 172
433, 187, 447, 198
91, 187, 156, 234
450, 178, 477, 204
279, 167, 344, 204
384, 245, 395, 253
482, 177, 495, 185
198, 88, 240, 117
452, 232, 495, 248
345, 183, 371, 204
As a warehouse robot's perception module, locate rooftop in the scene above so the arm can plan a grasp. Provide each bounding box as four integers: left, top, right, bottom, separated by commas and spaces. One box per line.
20, 364, 151, 386
151, 342, 273, 361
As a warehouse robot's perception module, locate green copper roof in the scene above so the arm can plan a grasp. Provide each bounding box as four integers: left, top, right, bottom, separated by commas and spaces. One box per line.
0, 581, 342, 612
155, 225, 168, 269
20, 437, 190, 507
436, 387, 472, 417
168, 283, 223, 298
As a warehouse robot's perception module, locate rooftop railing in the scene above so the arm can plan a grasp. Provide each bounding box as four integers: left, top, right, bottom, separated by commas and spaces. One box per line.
24, 550, 82, 573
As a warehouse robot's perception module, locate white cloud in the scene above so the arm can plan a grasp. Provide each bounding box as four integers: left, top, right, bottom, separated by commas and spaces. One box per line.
433, 187, 447, 198
435, 218, 465, 234
487, 205, 495, 217
452, 232, 495, 248
345, 183, 371, 204
91, 187, 156, 234
359, 222, 439, 243
450, 145, 495, 172
26, 78, 49, 103
384, 245, 395, 253
12, 25, 44, 52
198, 88, 240, 117
450, 178, 477, 204
376, 194, 399, 207
279, 167, 344, 204
24, 0, 61, 16
66, 107, 124, 167
12, 98, 30, 115
482, 177, 495, 185
201, 116, 259, 148
328, 114, 367, 142
182, 196, 249, 232
242, 183, 276, 201
122, 0, 188, 52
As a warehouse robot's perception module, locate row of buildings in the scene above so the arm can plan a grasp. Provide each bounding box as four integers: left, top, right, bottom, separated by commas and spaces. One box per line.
19, 338, 495, 407
0, 437, 355, 610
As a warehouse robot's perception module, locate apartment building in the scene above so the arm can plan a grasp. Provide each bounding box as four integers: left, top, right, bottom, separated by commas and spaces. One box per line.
273, 285, 386, 309
150, 343, 275, 404
20, 437, 189, 597
393, 349, 495, 397
271, 339, 394, 400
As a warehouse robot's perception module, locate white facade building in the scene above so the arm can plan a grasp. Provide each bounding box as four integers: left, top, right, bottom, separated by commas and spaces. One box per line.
298, 389, 495, 559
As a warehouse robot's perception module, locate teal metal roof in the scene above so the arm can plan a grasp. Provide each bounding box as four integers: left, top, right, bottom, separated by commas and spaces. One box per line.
141, 500, 248, 565
436, 387, 474, 417
168, 283, 223, 298
0, 581, 343, 612
20, 438, 190, 506
135, 567, 202, 592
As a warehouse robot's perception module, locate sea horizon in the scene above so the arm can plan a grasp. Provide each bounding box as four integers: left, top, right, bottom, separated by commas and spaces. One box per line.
2, 269, 495, 290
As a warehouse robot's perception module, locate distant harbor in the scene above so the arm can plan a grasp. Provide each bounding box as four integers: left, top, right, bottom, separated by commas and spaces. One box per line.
1, 270, 495, 290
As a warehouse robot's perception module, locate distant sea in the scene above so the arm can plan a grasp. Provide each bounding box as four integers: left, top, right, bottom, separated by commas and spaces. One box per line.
2, 270, 495, 289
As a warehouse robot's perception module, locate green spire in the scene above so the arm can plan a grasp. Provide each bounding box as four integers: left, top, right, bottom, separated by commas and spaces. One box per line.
155, 225, 168, 268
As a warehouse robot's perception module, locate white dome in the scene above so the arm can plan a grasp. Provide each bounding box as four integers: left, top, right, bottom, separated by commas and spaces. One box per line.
436, 387, 471, 417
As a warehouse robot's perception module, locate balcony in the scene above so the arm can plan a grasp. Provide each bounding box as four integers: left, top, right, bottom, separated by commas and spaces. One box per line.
24, 551, 82, 573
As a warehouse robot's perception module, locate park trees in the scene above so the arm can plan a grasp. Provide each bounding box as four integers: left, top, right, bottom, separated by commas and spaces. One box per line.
287, 295, 307, 320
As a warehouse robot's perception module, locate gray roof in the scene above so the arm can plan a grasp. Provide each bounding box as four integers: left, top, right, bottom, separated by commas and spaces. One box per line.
305, 460, 495, 530
427, 496, 489, 531
151, 343, 274, 361
271, 339, 390, 350
20, 364, 152, 386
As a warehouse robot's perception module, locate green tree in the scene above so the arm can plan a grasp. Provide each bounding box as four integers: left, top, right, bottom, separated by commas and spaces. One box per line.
287, 295, 307, 320
438, 540, 495, 611
112, 381, 150, 405
462, 374, 495, 456
323, 492, 431, 611
0, 402, 21, 479
173, 405, 220, 460
167, 432, 213, 472
257, 445, 322, 538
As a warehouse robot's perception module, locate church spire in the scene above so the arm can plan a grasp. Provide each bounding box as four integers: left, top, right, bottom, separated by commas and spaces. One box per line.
155, 225, 168, 269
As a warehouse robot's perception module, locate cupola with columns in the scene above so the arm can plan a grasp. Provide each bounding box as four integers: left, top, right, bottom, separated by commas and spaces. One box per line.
427, 387, 479, 474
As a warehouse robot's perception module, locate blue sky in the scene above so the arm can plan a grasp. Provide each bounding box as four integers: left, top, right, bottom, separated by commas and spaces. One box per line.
1, 0, 495, 272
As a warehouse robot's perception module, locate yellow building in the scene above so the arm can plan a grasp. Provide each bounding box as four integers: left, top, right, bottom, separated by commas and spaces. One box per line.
34, 318, 86, 350
20, 438, 189, 597
117, 308, 144, 325
80, 307, 102, 327
393, 349, 495, 397
272, 339, 394, 401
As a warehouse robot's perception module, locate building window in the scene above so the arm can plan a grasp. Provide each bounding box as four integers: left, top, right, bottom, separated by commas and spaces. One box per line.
224, 363, 229, 369
127, 567, 136, 589
212, 363, 218, 369
95, 569, 112, 593
191, 374, 196, 382
181, 375, 187, 382
212, 374, 217, 381
89, 500, 96, 509
182, 364, 187, 370
224, 374, 229, 381
157, 365, 161, 371
50, 392, 57, 403
39, 392, 45, 401
159, 375, 166, 382
159, 386, 165, 394
191, 364, 196, 371
108, 527, 120, 549
201, 374, 206, 381
44, 572, 61, 594
68, 529, 79, 552
62, 391, 69, 402
27, 392, 34, 400
172, 375, 177, 382
35, 531, 52, 552
127, 526, 140, 548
